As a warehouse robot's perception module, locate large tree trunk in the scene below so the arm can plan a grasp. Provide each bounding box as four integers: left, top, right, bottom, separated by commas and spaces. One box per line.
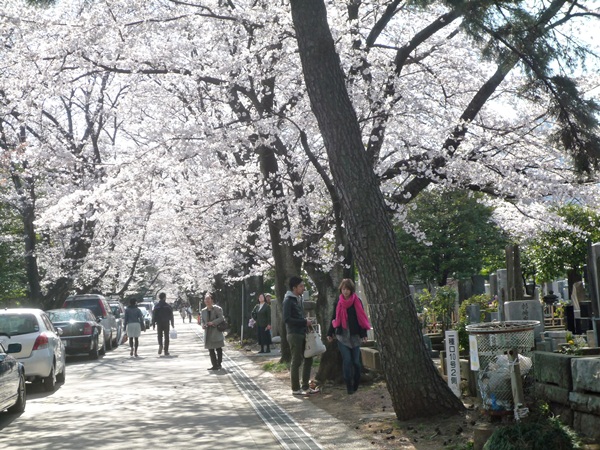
258, 145, 301, 363
289, 0, 464, 419
15, 178, 42, 306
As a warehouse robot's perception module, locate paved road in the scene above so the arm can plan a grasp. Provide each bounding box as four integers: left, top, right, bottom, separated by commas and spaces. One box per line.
0, 322, 366, 449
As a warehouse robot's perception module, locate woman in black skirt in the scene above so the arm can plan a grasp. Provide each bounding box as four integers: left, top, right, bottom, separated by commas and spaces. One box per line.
252, 293, 272, 353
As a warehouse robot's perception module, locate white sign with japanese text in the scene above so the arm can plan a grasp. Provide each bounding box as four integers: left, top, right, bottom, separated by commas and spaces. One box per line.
445, 330, 461, 398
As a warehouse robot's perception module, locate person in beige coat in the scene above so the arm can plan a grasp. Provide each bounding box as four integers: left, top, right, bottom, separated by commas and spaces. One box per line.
201, 293, 225, 370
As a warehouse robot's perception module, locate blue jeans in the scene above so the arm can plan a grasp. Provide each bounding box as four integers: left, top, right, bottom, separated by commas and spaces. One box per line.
337, 341, 361, 393
288, 333, 313, 391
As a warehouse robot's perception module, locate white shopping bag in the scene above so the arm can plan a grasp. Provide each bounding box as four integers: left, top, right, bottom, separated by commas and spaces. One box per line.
304, 325, 326, 358
170, 328, 178, 339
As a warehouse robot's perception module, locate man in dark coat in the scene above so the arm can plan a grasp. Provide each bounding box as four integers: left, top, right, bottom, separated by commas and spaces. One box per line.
152, 292, 174, 356
283, 276, 318, 396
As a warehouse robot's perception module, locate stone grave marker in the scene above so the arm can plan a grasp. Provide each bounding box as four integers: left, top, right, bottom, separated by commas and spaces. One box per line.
497, 269, 507, 321
504, 300, 544, 340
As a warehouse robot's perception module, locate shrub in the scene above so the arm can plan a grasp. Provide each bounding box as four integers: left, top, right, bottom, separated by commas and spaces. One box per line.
483, 417, 581, 450
415, 286, 457, 332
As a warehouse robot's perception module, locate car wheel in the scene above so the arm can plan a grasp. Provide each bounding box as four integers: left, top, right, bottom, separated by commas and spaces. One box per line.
112, 330, 119, 348
90, 337, 100, 359
106, 333, 113, 351
43, 365, 56, 392
8, 372, 26, 413
56, 363, 66, 384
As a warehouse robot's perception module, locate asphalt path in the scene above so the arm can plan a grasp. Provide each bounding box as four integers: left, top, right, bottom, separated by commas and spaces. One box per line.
0, 322, 367, 449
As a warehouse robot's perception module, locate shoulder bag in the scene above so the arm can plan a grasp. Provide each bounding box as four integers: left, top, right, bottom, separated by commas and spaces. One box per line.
217, 318, 229, 332
304, 324, 326, 358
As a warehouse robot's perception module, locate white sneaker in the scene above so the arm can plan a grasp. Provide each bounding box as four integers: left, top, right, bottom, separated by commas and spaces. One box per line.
304, 387, 320, 395
292, 389, 307, 396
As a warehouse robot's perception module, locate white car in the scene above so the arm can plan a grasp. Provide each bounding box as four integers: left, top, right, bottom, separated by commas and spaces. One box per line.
137, 306, 151, 330
0, 308, 66, 392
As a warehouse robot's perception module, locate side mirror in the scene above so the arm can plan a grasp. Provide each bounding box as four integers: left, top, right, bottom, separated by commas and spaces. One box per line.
7, 343, 22, 353
56, 327, 64, 336
96, 317, 103, 323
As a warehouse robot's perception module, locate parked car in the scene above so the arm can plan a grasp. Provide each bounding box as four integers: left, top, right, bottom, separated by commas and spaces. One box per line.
46, 309, 105, 360
138, 306, 151, 330
62, 294, 118, 350
0, 309, 66, 392
108, 302, 126, 345
0, 335, 26, 414
137, 301, 155, 315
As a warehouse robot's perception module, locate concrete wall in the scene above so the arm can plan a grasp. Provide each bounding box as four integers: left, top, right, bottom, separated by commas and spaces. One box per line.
534, 351, 600, 441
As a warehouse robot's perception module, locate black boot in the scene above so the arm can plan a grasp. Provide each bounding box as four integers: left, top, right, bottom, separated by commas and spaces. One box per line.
258, 346, 264, 354
265, 346, 270, 353
208, 350, 218, 370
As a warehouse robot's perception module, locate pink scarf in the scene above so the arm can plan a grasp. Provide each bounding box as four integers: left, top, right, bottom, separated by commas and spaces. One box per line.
332, 293, 371, 330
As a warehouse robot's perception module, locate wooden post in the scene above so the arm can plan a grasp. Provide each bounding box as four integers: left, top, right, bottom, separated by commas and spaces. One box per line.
508, 348, 525, 408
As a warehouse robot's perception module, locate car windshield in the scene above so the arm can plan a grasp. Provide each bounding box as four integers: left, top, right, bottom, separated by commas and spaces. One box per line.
138, 306, 148, 315
48, 310, 91, 322
65, 299, 102, 318
0, 313, 40, 336
110, 305, 121, 315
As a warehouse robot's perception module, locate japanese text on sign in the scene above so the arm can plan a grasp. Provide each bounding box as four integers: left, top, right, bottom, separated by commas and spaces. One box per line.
445, 330, 461, 398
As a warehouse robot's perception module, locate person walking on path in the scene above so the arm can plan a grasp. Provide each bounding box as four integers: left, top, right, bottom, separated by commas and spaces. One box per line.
327, 278, 371, 394
201, 293, 225, 370
283, 276, 319, 396
152, 292, 174, 356
124, 298, 145, 357
252, 293, 272, 353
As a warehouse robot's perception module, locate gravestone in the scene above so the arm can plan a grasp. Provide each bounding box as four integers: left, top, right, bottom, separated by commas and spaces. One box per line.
489, 273, 498, 298
556, 280, 567, 301
497, 269, 508, 321
504, 300, 544, 340
458, 279, 472, 302
572, 281, 586, 315
544, 330, 567, 352
472, 275, 486, 296
466, 304, 481, 324
586, 242, 600, 318
506, 244, 525, 301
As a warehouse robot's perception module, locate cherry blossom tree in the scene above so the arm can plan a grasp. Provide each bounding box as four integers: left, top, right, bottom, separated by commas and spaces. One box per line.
289, 0, 600, 418
2, 0, 600, 419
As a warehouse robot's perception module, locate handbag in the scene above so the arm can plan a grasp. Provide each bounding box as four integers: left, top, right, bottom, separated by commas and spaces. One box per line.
217, 319, 229, 332
170, 328, 178, 339
304, 325, 326, 358
248, 318, 256, 328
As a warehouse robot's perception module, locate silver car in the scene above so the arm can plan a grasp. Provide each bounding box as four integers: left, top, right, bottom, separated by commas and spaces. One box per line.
0, 309, 66, 392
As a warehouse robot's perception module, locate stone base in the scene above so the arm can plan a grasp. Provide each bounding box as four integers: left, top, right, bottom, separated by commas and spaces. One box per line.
572, 357, 600, 393
533, 351, 574, 389
574, 411, 600, 441
360, 347, 382, 372
549, 402, 574, 427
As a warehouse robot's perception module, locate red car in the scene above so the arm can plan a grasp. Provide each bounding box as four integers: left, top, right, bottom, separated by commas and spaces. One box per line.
47, 309, 105, 360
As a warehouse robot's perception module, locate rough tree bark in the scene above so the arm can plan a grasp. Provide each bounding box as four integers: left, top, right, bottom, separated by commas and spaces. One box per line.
289, 0, 465, 419
258, 145, 302, 363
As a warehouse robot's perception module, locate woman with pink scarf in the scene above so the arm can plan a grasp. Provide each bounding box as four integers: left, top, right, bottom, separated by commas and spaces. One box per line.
326, 278, 371, 394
